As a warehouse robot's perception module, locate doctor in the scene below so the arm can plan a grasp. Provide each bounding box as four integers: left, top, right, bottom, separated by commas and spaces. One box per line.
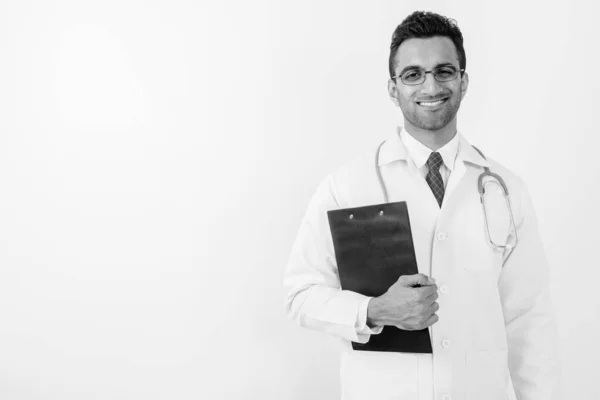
284, 10, 560, 400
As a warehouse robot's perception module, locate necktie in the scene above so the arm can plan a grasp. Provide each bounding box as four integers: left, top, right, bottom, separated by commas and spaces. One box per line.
426, 152, 445, 207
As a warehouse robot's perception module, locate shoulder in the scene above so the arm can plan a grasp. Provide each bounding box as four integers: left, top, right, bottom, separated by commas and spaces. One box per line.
470, 150, 534, 220
479, 153, 527, 196
330, 143, 380, 183
314, 141, 384, 209
462, 135, 528, 197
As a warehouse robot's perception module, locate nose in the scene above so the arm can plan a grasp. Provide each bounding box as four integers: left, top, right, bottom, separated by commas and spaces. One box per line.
420, 72, 443, 96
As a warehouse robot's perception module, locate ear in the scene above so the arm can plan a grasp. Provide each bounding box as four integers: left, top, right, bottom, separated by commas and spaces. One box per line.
387, 79, 400, 107
459, 71, 469, 100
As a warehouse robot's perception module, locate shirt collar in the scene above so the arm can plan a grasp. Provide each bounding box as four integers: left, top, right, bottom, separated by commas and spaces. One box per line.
400, 127, 459, 171
377, 126, 490, 168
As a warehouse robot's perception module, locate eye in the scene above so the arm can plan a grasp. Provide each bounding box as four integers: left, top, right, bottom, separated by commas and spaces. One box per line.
402, 70, 422, 82
435, 67, 457, 79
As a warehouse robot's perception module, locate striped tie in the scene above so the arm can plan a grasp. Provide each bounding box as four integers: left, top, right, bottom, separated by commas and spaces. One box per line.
426, 152, 445, 207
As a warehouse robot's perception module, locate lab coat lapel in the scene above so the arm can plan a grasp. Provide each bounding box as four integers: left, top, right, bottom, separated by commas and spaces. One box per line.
440, 135, 490, 219
444, 157, 466, 205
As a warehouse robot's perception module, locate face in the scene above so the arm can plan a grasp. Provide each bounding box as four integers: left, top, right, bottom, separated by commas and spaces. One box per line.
388, 36, 468, 131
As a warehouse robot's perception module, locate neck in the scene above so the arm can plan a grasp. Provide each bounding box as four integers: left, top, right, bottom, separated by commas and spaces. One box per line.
403, 118, 458, 151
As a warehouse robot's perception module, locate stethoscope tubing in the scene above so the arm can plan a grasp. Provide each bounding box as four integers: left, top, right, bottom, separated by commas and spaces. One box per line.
375, 139, 518, 260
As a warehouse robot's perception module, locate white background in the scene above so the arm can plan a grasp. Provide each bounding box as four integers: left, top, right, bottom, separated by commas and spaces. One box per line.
0, 0, 598, 399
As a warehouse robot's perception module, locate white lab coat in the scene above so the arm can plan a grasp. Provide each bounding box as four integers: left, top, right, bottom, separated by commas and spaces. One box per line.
284, 129, 560, 400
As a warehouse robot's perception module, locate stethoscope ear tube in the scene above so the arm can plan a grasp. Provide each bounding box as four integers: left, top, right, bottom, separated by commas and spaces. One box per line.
478, 167, 510, 196
376, 140, 389, 204
477, 168, 519, 258
480, 182, 519, 254
469, 147, 519, 256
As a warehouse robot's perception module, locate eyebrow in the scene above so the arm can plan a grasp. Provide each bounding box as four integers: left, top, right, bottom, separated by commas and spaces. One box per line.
397, 62, 456, 75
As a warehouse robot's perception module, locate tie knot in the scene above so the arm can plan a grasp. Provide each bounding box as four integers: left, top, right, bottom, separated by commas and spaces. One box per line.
427, 152, 444, 171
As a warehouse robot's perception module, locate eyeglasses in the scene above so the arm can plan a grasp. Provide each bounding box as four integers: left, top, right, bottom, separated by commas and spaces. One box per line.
392, 66, 465, 86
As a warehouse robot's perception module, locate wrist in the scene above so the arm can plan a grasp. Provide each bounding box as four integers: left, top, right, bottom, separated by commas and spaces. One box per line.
366, 296, 387, 327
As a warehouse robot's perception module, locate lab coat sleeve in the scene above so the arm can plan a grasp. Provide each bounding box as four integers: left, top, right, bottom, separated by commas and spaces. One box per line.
498, 182, 561, 400
284, 175, 384, 343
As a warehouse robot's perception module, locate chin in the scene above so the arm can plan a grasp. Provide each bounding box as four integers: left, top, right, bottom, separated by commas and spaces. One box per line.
412, 118, 451, 131
413, 111, 457, 131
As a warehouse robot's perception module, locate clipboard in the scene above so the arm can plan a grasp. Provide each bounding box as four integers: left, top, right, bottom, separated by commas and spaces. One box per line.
327, 201, 433, 353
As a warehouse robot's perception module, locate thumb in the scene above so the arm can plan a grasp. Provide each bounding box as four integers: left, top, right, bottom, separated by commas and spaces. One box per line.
401, 273, 434, 286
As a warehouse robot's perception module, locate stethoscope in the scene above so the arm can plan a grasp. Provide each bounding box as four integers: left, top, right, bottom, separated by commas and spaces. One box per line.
375, 140, 518, 257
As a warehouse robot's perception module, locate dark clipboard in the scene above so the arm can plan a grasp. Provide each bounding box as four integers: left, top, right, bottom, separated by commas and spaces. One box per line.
327, 201, 432, 353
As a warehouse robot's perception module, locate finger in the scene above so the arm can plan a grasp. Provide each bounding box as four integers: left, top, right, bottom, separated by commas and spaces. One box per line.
418, 300, 438, 316
423, 291, 439, 307
425, 290, 439, 302
396, 317, 422, 331
414, 284, 438, 298
400, 273, 432, 287
428, 301, 440, 314
401, 312, 439, 331
423, 313, 439, 328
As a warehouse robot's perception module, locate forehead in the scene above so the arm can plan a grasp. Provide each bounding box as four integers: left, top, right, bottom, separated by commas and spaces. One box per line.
394, 36, 459, 71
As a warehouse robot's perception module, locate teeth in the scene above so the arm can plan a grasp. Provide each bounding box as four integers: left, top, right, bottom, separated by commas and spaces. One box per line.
419, 99, 445, 107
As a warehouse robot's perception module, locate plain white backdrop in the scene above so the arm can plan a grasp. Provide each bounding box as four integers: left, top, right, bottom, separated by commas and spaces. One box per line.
0, 0, 597, 399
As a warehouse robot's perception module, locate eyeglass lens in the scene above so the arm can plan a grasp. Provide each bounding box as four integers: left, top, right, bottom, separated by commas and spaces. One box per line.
401, 66, 459, 85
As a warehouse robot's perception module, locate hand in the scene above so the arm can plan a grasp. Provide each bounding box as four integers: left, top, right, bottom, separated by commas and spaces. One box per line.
367, 273, 439, 331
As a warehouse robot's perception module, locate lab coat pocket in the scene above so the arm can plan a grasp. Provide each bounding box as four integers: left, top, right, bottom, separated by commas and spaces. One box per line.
465, 349, 509, 400
340, 351, 418, 400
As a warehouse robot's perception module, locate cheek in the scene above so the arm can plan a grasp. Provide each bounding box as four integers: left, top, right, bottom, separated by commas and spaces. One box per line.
397, 90, 416, 107
453, 82, 465, 98
397, 96, 414, 111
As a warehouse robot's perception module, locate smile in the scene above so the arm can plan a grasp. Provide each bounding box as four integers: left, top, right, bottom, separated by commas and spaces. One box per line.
416, 98, 448, 107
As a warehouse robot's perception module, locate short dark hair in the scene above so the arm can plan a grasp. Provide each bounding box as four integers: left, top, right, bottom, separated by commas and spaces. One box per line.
389, 11, 466, 79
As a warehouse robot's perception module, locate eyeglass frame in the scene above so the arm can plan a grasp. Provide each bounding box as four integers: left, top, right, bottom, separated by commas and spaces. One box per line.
391, 66, 466, 86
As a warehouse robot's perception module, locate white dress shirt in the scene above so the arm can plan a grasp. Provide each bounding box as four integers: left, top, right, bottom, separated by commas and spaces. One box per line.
399, 128, 459, 188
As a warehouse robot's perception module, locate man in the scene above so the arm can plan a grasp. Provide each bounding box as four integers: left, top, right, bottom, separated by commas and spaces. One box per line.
284, 11, 560, 400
